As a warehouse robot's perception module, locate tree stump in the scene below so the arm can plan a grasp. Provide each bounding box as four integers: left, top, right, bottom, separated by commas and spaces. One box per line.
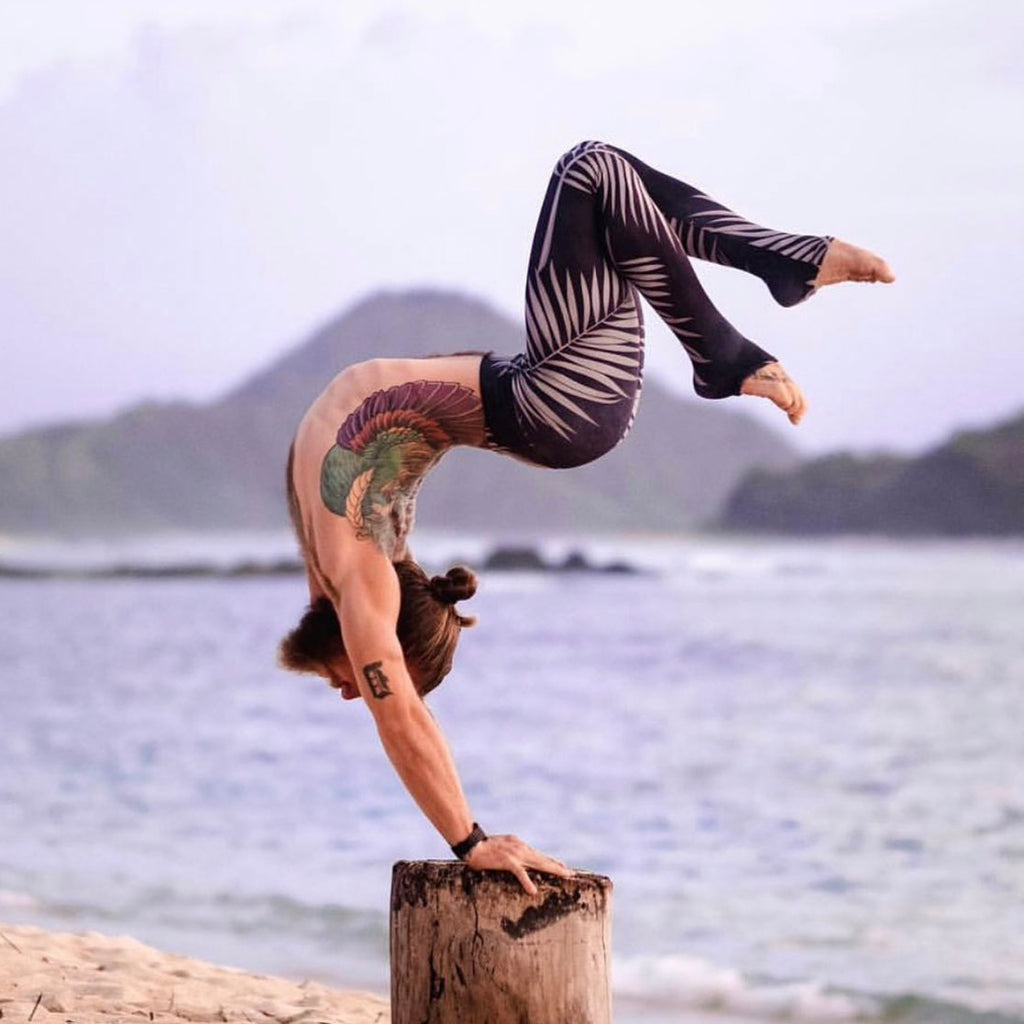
390, 860, 612, 1024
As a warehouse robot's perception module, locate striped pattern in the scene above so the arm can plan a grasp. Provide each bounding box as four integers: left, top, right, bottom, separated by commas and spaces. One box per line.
484, 142, 825, 466
516, 261, 644, 441
669, 195, 831, 268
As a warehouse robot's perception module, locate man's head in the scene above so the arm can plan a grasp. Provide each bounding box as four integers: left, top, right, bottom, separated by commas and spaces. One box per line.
278, 559, 478, 698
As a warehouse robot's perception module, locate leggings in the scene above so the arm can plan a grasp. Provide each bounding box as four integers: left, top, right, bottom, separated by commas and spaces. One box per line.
480, 141, 832, 469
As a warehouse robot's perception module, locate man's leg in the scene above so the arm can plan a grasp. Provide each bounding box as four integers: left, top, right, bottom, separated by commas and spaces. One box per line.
611, 146, 893, 307
542, 141, 777, 401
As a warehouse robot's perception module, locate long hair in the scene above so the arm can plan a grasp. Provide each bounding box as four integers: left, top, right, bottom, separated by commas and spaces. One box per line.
278, 561, 477, 696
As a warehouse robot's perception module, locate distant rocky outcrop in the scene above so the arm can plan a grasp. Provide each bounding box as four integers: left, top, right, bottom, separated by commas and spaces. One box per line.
0, 290, 798, 537
719, 409, 1024, 535
477, 545, 643, 574
0, 543, 643, 579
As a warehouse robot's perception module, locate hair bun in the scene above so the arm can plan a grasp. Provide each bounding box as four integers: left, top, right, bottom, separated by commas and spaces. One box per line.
430, 566, 478, 605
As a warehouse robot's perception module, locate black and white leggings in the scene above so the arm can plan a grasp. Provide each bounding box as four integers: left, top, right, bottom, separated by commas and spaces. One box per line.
480, 141, 832, 469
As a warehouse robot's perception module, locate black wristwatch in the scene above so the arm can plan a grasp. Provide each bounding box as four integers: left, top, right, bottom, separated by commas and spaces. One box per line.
451, 823, 488, 861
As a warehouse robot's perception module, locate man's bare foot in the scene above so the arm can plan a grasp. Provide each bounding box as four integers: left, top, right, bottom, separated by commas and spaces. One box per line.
813, 238, 895, 290
740, 362, 807, 425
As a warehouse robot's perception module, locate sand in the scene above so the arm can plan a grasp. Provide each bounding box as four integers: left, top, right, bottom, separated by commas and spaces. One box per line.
0, 923, 389, 1024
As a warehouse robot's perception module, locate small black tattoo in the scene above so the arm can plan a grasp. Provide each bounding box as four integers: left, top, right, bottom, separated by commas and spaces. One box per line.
362, 661, 392, 699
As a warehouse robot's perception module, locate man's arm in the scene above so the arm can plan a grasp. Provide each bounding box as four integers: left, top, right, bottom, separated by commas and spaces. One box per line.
335, 544, 570, 894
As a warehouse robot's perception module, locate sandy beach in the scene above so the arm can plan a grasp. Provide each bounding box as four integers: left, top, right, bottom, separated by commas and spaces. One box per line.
0, 924, 388, 1024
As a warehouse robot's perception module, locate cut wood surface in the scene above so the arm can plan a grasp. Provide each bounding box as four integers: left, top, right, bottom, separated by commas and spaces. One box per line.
391, 860, 612, 1024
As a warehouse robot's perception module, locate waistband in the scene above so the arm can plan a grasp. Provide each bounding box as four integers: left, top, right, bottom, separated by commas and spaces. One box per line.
478, 352, 520, 454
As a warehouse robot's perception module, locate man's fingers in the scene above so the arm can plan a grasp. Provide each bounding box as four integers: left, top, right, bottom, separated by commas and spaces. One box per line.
510, 850, 572, 893
507, 838, 573, 879
528, 854, 573, 878
511, 863, 538, 896
464, 836, 573, 895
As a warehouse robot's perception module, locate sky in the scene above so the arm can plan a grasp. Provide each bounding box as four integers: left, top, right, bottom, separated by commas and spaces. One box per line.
1, 0, 1022, 454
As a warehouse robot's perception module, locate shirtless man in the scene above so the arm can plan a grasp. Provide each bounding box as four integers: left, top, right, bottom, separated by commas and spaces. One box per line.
280, 141, 893, 891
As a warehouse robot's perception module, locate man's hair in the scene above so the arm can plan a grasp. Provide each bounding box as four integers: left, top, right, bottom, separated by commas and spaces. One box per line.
278, 561, 477, 696
281, 444, 477, 696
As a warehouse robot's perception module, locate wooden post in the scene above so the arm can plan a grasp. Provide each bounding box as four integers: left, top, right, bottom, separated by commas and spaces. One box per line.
390, 860, 612, 1024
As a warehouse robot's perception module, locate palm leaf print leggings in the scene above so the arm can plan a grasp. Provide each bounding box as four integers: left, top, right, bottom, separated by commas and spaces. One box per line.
479, 141, 832, 469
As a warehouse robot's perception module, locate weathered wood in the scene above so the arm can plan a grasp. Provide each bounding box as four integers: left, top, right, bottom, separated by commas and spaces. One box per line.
390, 860, 612, 1024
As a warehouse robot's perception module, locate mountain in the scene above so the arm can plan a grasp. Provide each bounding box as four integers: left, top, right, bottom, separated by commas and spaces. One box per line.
719, 409, 1024, 535
0, 290, 798, 537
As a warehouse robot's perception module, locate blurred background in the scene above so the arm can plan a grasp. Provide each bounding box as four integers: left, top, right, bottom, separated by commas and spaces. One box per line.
1, 3, 1022, 1023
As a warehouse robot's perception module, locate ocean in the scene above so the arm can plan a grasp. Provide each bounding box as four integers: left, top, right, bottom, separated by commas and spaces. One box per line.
1, 532, 1022, 1023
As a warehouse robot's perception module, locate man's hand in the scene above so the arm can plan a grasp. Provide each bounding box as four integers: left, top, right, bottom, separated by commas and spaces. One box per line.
465, 834, 573, 896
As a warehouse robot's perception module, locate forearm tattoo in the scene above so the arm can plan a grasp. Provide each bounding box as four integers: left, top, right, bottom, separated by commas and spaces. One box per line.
362, 660, 393, 700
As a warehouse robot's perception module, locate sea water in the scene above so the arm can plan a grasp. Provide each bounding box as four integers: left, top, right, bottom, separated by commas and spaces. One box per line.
1, 535, 1022, 1023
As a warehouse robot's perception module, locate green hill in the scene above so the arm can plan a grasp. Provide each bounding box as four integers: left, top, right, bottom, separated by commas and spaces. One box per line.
719, 410, 1024, 535
0, 289, 798, 537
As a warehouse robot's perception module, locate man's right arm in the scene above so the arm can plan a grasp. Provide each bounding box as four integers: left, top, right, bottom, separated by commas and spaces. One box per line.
334, 544, 571, 894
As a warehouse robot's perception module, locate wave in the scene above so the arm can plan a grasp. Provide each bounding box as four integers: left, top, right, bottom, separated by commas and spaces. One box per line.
613, 954, 1024, 1024
0, 530, 301, 575
1, 530, 1005, 582
615, 954, 877, 1021
16, 886, 387, 952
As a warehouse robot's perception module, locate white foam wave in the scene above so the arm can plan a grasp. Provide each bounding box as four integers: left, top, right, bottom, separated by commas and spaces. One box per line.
614, 954, 878, 1021
0, 529, 300, 572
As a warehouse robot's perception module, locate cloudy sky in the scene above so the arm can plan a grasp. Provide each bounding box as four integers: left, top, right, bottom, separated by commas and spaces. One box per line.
1, 0, 1021, 453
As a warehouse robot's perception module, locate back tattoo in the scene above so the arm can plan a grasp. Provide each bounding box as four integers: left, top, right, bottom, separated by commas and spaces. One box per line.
320, 380, 481, 555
